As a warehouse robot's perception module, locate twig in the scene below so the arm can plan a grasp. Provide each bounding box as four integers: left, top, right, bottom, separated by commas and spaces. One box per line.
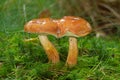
23, 4, 27, 22
99, 3, 120, 20
93, 22, 120, 31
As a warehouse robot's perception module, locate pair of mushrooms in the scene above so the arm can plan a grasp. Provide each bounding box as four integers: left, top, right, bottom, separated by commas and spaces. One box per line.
24, 16, 92, 67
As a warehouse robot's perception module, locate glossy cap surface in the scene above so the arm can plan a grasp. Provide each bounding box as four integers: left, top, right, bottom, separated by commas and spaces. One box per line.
57, 16, 92, 37
24, 16, 92, 38
24, 18, 58, 37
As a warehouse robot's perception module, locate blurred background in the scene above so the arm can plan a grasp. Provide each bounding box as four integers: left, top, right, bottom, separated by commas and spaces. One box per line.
0, 0, 120, 37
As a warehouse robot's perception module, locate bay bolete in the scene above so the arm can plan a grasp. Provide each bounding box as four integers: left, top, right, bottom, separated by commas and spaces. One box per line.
24, 18, 60, 63
57, 16, 92, 66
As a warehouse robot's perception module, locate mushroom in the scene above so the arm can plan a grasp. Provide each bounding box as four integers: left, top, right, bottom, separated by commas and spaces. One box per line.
57, 16, 92, 67
24, 18, 60, 63
24, 16, 92, 67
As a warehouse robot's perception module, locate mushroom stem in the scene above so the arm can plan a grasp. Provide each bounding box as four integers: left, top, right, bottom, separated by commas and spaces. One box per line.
66, 37, 78, 67
38, 35, 60, 63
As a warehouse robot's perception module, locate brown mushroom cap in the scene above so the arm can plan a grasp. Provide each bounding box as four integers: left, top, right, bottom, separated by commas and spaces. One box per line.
24, 18, 58, 37
57, 16, 92, 37
24, 16, 92, 38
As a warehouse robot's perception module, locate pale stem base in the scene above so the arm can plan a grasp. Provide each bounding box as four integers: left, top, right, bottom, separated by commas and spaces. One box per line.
38, 35, 60, 63
66, 37, 78, 67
